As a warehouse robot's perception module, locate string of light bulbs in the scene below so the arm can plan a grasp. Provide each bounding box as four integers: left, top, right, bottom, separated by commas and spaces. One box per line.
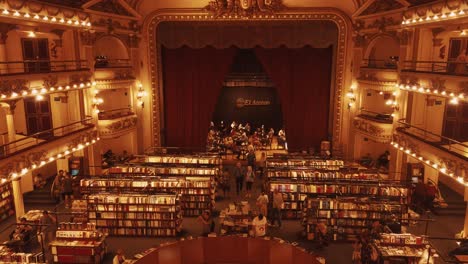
9, 136, 100, 180
396, 83, 465, 105
0, 82, 96, 102
402, 9, 466, 26
390, 141, 467, 186
1, 8, 91, 28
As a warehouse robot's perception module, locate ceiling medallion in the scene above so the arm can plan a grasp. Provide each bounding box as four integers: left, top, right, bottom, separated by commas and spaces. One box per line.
205, 0, 284, 18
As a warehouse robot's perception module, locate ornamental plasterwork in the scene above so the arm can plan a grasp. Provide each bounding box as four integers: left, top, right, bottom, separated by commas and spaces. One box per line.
67, 130, 98, 149
2, 0, 89, 20
353, 117, 393, 143
0, 149, 48, 176
205, 0, 284, 18
145, 9, 351, 149
0, 79, 29, 95
42, 75, 58, 89
98, 115, 137, 138
430, 77, 446, 91
70, 73, 92, 84
399, 74, 419, 85
95, 79, 135, 90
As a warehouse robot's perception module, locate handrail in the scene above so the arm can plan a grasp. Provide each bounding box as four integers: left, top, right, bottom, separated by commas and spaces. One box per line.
397, 120, 468, 158
401, 60, 468, 76
0, 117, 94, 158
98, 107, 134, 120
361, 58, 398, 69
358, 109, 393, 124
0, 60, 89, 75
94, 58, 131, 68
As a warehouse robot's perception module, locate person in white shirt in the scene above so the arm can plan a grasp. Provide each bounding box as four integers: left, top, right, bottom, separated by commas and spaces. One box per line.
252, 214, 267, 237
113, 248, 126, 264
256, 191, 269, 217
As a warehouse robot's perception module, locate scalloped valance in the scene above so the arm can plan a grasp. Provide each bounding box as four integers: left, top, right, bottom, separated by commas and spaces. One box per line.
156, 21, 338, 49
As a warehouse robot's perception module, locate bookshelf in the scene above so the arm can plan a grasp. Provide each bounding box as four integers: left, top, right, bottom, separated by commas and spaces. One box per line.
303, 196, 409, 241
373, 233, 434, 261
266, 157, 344, 170
81, 176, 214, 216
0, 181, 14, 224
87, 193, 182, 237
50, 222, 106, 263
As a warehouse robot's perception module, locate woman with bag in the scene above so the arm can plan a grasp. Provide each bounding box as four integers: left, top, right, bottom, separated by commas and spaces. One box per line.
245, 165, 255, 198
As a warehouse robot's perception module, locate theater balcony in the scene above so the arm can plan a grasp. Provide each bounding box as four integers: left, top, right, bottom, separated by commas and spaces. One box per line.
0, 117, 96, 175
93, 59, 136, 89
353, 109, 393, 143
358, 59, 398, 92
97, 108, 137, 139
392, 120, 468, 195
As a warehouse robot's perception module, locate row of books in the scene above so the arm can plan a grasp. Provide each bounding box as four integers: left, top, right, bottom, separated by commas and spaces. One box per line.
267, 170, 383, 180
88, 194, 178, 205
99, 227, 177, 236
89, 212, 178, 220
88, 204, 177, 213
108, 166, 219, 175
56, 230, 101, 239
0, 250, 44, 263
81, 178, 213, 188
145, 155, 221, 165
266, 159, 344, 168
0, 183, 13, 224
269, 183, 407, 197
314, 210, 403, 219
304, 199, 406, 211
91, 219, 178, 228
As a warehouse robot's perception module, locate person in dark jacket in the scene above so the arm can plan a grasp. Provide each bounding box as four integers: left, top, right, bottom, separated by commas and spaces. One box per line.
233, 162, 245, 196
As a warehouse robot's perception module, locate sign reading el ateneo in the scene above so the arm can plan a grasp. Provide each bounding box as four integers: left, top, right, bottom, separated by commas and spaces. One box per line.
236, 98, 271, 108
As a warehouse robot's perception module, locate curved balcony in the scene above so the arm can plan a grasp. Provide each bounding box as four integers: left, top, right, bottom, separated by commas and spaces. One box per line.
358, 59, 398, 92
353, 110, 394, 143
93, 59, 135, 83
97, 108, 137, 139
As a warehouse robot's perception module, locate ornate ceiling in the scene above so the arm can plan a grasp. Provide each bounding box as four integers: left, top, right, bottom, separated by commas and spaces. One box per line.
34, 0, 441, 17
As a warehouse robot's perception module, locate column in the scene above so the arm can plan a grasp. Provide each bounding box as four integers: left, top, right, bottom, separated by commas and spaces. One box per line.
0, 23, 13, 74
2, 102, 16, 153
12, 179, 25, 219
86, 144, 102, 176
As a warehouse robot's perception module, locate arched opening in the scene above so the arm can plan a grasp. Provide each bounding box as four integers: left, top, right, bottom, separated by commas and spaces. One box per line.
93, 35, 129, 61
366, 35, 399, 68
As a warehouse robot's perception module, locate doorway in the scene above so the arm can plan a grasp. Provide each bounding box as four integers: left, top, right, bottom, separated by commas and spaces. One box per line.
24, 97, 53, 138
21, 38, 50, 73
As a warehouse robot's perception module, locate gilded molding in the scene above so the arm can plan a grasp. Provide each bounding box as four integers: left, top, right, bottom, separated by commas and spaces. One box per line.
353, 116, 393, 143
143, 7, 351, 148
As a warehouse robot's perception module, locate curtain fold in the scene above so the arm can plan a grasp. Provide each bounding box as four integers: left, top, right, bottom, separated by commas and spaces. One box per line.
162, 46, 237, 150
254, 46, 333, 151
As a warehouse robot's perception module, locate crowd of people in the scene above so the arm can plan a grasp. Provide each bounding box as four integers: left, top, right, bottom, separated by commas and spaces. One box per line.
206, 121, 286, 154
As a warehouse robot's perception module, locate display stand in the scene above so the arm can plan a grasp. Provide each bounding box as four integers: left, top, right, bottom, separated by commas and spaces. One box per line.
373, 233, 437, 263
87, 193, 182, 237
0, 245, 45, 263
50, 222, 106, 264
219, 202, 253, 235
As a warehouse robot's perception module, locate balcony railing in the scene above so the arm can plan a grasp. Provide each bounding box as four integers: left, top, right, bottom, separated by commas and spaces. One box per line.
0, 117, 94, 158
396, 120, 468, 159
358, 109, 393, 124
94, 58, 131, 69
98, 108, 134, 120
361, 59, 398, 69
0, 60, 89, 76
401, 60, 468, 76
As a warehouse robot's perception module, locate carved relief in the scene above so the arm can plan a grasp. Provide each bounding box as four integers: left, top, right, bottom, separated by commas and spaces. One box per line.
114, 70, 135, 80
0, 79, 29, 95
205, 0, 284, 18
358, 71, 378, 81
42, 75, 58, 89
430, 77, 446, 90
399, 75, 419, 85
367, 17, 399, 32
353, 117, 392, 143
458, 82, 468, 94
70, 73, 92, 84
98, 116, 137, 138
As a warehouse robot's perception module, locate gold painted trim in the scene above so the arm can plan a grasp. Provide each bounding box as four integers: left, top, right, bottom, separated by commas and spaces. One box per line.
143, 8, 352, 148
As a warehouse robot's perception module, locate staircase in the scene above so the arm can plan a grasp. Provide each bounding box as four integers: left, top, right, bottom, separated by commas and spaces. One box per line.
23, 179, 57, 206
434, 183, 466, 216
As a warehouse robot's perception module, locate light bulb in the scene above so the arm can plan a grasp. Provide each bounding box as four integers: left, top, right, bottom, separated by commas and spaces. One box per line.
13, 11, 20, 17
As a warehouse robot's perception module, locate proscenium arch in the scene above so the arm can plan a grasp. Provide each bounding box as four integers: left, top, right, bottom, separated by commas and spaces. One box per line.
142, 8, 352, 151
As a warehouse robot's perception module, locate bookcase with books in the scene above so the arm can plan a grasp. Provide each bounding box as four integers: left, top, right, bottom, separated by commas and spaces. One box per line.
0, 246, 44, 263
0, 180, 14, 224
86, 193, 182, 237
50, 222, 106, 263
303, 195, 409, 241
80, 176, 214, 216
373, 233, 436, 261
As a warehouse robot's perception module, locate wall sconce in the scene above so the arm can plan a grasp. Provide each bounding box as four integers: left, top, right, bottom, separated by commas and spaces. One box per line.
92, 89, 103, 114
347, 84, 357, 109
136, 83, 147, 108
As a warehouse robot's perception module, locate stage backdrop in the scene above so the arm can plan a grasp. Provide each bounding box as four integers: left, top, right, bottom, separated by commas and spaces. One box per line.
162, 46, 332, 151
212, 86, 283, 132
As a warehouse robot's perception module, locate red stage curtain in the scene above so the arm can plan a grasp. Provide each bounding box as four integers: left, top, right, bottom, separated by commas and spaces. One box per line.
162, 46, 237, 150
254, 46, 333, 151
